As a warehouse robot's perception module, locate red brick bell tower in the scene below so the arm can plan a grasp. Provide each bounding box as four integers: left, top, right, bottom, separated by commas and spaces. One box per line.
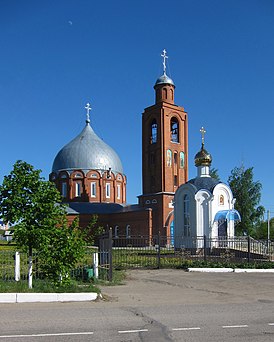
138, 50, 188, 237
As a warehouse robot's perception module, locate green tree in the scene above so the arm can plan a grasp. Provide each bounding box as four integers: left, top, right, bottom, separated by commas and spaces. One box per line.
210, 167, 220, 181
228, 165, 265, 236
253, 217, 274, 240
0, 160, 85, 287
39, 217, 86, 285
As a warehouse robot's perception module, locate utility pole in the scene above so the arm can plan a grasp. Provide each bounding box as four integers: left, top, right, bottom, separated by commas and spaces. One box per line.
267, 210, 270, 255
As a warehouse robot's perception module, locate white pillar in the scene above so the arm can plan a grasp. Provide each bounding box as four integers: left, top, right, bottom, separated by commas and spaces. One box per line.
93, 253, 98, 279
14, 252, 20, 282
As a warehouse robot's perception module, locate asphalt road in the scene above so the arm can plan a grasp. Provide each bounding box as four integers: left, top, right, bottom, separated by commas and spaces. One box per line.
1, 269, 274, 341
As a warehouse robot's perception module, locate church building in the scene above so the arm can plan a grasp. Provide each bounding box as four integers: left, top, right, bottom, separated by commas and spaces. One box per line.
50, 50, 239, 243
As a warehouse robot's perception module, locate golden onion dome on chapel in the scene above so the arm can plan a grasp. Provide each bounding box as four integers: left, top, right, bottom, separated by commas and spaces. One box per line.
195, 143, 212, 167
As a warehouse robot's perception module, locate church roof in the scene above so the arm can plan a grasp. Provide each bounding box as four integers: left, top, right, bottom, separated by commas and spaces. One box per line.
188, 176, 220, 193
52, 122, 123, 174
155, 73, 175, 87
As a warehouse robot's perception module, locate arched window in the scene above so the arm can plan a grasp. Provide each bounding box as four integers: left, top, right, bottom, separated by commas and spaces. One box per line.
114, 226, 119, 238
151, 119, 157, 144
183, 194, 190, 236
171, 117, 179, 143
75, 182, 81, 197
61, 182, 67, 198
126, 225, 131, 238
163, 88, 167, 99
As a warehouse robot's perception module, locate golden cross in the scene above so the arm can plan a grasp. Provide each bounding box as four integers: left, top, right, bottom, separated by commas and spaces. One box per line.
200, 126, 206, 145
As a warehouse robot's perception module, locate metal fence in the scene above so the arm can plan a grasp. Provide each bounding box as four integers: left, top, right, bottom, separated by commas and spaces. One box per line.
1, 235, 273, 283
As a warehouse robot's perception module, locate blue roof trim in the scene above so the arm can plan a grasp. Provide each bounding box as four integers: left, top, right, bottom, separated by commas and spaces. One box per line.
214, 209, 241, 222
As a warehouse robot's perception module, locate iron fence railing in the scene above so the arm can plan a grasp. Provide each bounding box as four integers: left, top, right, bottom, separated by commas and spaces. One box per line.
1, 235, 273, 282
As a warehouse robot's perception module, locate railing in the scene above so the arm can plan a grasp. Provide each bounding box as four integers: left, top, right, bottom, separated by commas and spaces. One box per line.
1, 235, 273, 282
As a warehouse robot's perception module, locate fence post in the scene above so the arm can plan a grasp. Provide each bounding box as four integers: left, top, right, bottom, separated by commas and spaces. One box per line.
14, 251, 20, 282
203, 235, 207, 261
108, 228, 113, 282
157, 231, 161, 269
93, 252, 98, 279
247, 235, 251, 263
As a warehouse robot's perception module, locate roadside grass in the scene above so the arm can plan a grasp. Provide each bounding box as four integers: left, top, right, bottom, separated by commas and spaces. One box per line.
0, 279, 100, 293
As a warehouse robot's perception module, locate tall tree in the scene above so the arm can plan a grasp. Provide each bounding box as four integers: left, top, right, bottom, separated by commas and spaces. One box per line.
228, 165, 265, 236
0, 160, 85, 287
210, 167, 220, 181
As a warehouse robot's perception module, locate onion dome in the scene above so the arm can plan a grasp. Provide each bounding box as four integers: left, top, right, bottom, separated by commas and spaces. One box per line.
52, 114, 123, 174
195, 143, 212, 167
154, 73, 175, 87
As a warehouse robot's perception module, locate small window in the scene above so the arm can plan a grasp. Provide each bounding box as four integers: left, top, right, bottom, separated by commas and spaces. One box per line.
171, 117, 179, 143
91, 182, 96, 197
75, 182, 81, 197
126, 225, 131, 238
91, 173, 97, 178
152, 199, 157, 204
145, 200, 151, 204
61, 182, 67, 198
183, 194, 190, 237
106, 183, 110, 198
174, 175, 178, 186
174, 152, 178, 165
117, 184, 121, 200
75, 173, 82, 178
61, 174, 67, 179
114, 226, 119, 238
151, 119, 157, 144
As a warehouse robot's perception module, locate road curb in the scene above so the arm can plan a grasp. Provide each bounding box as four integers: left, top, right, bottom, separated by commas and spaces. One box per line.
0, 292, 98, 303
188, 268, 274, 273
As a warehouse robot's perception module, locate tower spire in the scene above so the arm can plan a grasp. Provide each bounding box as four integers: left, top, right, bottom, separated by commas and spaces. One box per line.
85, 102, 92, 124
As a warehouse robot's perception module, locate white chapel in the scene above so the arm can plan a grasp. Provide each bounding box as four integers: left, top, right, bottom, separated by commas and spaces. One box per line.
173, 127, 240, 248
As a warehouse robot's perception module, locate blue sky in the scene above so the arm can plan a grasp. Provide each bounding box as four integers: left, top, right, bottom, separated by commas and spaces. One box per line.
1, 0, 274, 217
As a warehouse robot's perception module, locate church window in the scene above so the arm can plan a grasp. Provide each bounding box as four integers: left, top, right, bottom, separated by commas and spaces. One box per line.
171, 117, 179, 143
91, 182, 96, 197
126, 225, 131, 238
91, 173, 97, 178
145, 200, 151, 204
183, 194, 190, 236
75, 182, 81, 197
114, 226, 119, 238
180, 152, 185, 168
167, 149, 172, 167
117, 184, 121, 199
151, 119, 157, 144
170, 88, 174, 101
61, 174, 67, 179
61, 182, 67, 198
174, 152, 178, 165
174, 175, 178, 186
75, 173, 82, 178
163, 88, 167, 99
106, 183, 110, 198
152, 199, 157, 204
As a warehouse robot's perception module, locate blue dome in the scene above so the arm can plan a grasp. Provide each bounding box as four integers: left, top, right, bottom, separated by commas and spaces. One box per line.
52, 123, 123, 174
155, 73, 175, 86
